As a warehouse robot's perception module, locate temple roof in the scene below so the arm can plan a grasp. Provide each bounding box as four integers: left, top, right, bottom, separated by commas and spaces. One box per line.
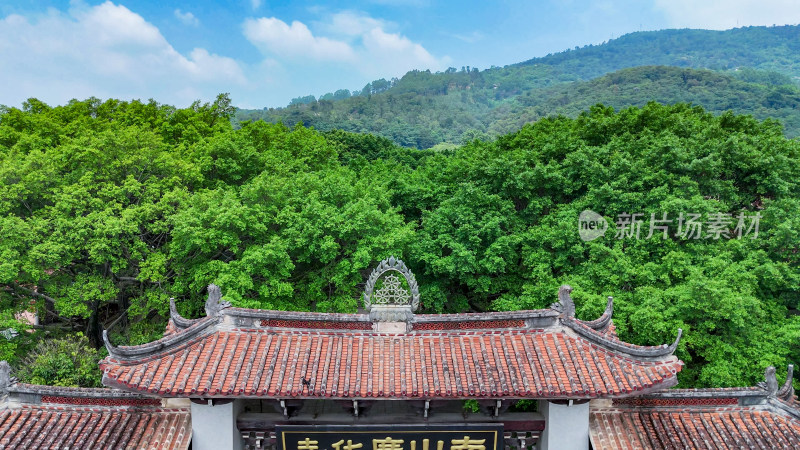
589, 365, 800, 449
0, 361, 191, 449
100, 279, 683, 400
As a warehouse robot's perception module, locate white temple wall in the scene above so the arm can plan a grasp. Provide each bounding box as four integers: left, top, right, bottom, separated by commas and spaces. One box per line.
538, 400, 590, 450
191, 399, 245, 450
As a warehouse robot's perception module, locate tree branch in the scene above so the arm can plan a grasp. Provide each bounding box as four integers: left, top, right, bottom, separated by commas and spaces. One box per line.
115, 276, 141, 282
10, 282, 74, 322
113, 275, 163, 286
10, 282, 57, 305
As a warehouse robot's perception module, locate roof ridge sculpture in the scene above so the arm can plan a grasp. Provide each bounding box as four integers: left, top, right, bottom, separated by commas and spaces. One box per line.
103, 315, 219, 361
760, 365, 800, 421
167, 284, 229, 332
777, 364, 795, 403
550, 285, 576, 317
0, 360, 16, 395
204, 283, 231, 316
551, 284, 682, 360
363, 256, 420, 322
565, 317, 682, 359
105, 284, 228, 360
758, 365, 780, 396
169, 298, 200, 329
760, 364, 796, 403
581, 296, 614, 331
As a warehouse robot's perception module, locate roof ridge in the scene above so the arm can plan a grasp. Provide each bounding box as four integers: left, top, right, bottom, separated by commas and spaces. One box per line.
103, 315, 219, 360
10, 383, 155, 398
17, 404, 189, 412
580, 296, 614, 331
169, 297, 202, 330
565, 318, 682, 359
104, 284, 682, 366
625, 365, 798, 419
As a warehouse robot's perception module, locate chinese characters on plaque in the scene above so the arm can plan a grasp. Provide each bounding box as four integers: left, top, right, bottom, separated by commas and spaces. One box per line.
278, 425, 502, 450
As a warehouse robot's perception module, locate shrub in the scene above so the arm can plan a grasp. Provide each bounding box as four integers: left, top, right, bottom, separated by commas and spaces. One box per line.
15, 332, 104, 387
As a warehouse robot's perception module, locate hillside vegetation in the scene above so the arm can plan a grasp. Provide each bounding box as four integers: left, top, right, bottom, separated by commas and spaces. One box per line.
517, 26, 800, 78
237, 25, 800, 147
1, 97, 798, 389
495, 66, 800, 137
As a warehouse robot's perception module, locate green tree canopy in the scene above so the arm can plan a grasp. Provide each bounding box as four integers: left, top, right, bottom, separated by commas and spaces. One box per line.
0, 99, 797, 390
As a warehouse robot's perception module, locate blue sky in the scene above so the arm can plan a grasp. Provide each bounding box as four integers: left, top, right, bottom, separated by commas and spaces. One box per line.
1, 0, 798, 108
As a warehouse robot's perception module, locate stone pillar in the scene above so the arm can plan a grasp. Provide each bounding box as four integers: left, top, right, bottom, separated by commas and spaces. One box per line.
190, 399, 244, 450
538, 400, 590, 450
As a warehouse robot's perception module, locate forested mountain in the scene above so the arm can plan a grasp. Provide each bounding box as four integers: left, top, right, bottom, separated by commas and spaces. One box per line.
2, 98, 799, 390
492, 66, 800, 138
516, 26, 800, 79
237, 25, 800, 147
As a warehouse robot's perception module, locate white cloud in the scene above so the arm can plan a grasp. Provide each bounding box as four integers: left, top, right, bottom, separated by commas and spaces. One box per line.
444, 31, 484, 44
0, 1, 246, 107
83, 2, 163, 47
361, 27, 443, 75
243, 17, 356, 61
251, 0, 262, 10
174, 9, 199, 27
654, 0, 800, 29
323, 11, 388, 37
0, 3, 449, 109
243, 12, 448, 79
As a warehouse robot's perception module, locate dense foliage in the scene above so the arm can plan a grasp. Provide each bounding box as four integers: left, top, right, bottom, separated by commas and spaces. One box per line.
238, 25, 800, 147
14, 333, 103, 387
1, 97, 798, 390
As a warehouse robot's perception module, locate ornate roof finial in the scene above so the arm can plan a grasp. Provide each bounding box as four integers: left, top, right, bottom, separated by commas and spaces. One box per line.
758, 366, 780, 397
169, 298, 181, 320
205, 284, 230, 317
666, 328, 683, 354
0, 360, 14, 394
583, 296, 614, 330
102, 329, 118, 358
551, 285, 575, 318
169, 298, 200, 329
363, 257, 419, 322
560, 286, 683, 359
777, 364, 795, 402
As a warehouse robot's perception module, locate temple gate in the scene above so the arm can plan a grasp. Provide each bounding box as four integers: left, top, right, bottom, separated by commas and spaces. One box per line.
100, 257, 683, 450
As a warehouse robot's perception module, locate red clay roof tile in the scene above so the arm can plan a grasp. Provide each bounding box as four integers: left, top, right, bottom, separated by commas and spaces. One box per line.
591, 406, 800, 449
102, 324, 682, 399
591, 378, 800, 450
107, 287, 683, 400
0, 404, 190, 449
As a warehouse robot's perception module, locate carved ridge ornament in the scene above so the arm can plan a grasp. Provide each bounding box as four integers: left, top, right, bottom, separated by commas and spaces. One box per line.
372, 274, 410, 305
363, 257, 420, 322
